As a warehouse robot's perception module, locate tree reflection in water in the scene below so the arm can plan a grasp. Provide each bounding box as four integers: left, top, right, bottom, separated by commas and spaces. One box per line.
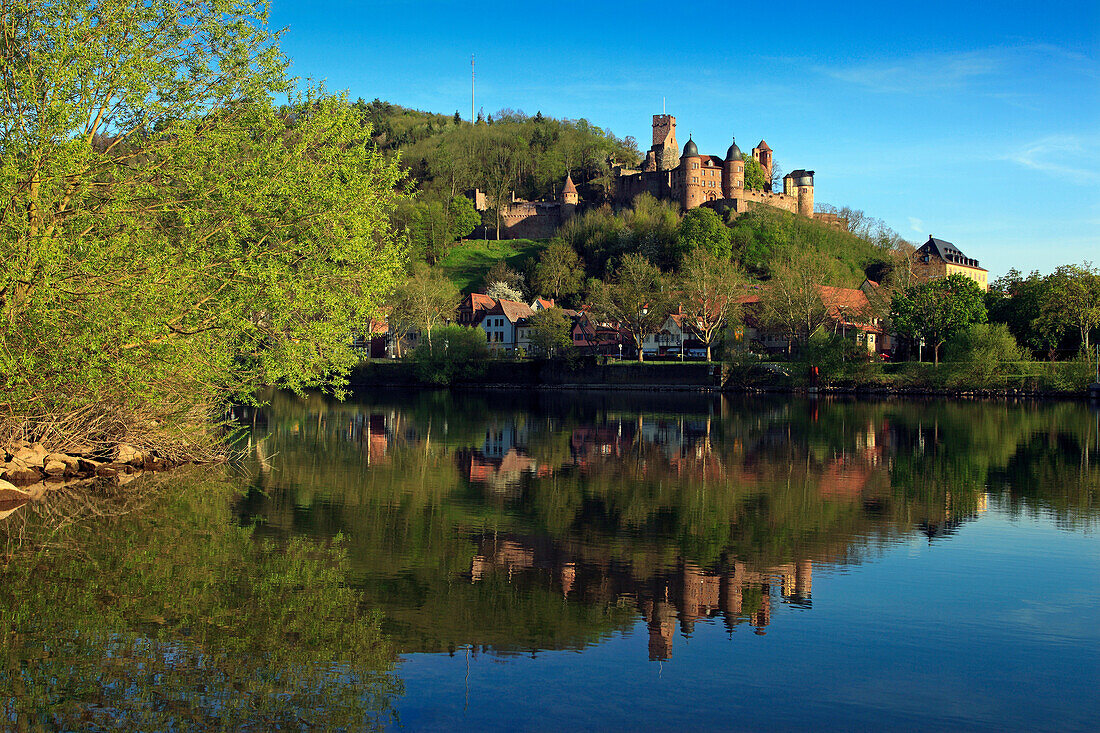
0, 471, 402, 731
235, 390, 1100, 659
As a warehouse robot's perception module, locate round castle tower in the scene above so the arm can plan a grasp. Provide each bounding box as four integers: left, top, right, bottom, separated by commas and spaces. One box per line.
561, 172, 578, 219
679, 137, 704, 210
722, 138, 744, 201
783, 169, 815, 218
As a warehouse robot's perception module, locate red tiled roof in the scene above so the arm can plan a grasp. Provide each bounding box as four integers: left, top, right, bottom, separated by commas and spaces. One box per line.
469, 293, 495, 307
756, 140, 771, 151
819, 286, 873, 328
483, 298, 534, 323
562, 174, 577, 194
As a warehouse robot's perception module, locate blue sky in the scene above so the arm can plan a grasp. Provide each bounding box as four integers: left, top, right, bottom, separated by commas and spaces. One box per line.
270, 0, 1099, 278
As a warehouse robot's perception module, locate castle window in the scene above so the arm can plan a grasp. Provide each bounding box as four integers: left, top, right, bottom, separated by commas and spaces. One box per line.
692, 163, 698, 169
693, 177, 698, 183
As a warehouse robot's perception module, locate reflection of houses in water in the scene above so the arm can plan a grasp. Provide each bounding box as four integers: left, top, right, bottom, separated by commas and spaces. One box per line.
466, 534, 815, 662
569, 416, 719, 476
455, 420, 554, 495
340, 411, 393, 465
482, 421, 528, 458
818, 456, 874, 500
462, 449, 552, 495
471, 540, 536, 581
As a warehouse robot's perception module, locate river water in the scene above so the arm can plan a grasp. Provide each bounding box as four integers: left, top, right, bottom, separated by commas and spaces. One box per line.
4, 390, 1100, 731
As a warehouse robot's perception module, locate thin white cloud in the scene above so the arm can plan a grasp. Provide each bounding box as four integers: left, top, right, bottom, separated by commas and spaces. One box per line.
908, 217, 924, 234
818, 49, 1004, 93
1007, 135, 1100, 182
815, 43, 1097, 95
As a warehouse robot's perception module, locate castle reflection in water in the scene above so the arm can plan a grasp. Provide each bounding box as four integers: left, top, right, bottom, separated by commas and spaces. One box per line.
470, 534, 813, 660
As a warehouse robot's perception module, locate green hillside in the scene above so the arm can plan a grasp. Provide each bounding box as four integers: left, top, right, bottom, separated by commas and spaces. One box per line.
730, 206, 898, 286
438, 238, 547, 294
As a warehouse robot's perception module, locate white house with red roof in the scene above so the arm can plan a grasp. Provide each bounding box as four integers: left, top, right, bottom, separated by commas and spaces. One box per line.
475, 298, 535, 353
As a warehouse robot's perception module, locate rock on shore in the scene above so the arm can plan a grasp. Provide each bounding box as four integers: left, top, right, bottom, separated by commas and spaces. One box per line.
0, 440, 173, 488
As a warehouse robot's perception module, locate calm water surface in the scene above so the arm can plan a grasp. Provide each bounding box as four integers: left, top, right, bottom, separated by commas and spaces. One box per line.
4, 391, 1100, 731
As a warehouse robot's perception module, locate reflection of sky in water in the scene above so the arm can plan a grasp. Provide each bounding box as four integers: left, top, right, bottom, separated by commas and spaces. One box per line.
394, 506, 1100, 732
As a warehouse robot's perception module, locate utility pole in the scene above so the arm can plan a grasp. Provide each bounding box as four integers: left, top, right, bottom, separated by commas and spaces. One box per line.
471, 54, 475, 123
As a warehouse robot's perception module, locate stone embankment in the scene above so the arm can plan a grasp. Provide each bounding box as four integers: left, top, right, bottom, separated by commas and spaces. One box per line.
0, 440, 179, 505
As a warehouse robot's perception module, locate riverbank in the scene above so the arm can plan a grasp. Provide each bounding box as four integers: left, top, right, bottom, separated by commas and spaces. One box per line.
350, 360, 1100, 400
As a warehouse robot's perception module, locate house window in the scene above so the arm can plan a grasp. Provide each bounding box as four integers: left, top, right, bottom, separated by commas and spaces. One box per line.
486, 331, 491, 343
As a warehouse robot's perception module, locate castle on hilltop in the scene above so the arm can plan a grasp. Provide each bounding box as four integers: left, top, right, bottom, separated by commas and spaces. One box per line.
468, 112, 843, 238
613, 114, 845, 227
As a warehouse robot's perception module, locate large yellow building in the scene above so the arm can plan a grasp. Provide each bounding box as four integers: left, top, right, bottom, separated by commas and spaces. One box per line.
912, 236, 989, 291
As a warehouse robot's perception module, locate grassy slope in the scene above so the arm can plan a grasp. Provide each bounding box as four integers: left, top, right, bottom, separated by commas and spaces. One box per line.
439, 238, 548, 293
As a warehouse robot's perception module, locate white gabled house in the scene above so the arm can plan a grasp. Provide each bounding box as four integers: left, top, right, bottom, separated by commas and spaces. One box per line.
475, 298, 535, 353
642, 309, 703, 356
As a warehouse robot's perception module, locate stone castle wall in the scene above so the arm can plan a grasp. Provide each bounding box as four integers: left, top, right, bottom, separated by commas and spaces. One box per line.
500, 201, 564, 239
741, 189, 798, 214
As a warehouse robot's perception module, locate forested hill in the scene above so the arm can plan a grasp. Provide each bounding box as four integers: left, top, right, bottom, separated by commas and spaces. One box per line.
349, 98, 641, 204
353, 98, 910, 286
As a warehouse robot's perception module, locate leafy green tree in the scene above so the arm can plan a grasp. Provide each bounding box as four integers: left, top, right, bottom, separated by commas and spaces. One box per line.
527, 307, 573, 357
449, 195, 481, 241
987, 269, 1062, 359
388, 264, 459, 356
1039, 263, 1100, 352
395, 200, 451, 264
589, 254, 670, 362
560, 193, 679, 276
533, 239, 585, 302
394, 196, 479, 264
676, 208, 732, 264
412, 325, 490, 384
675, 247, 746, 361
945, 323, 1030, 388
801, 330, 863, 382
891, 274, 988, 365
481, 130, 525, 239
743, 156, 766, 191
758, 252, 829, 352
0, 0, 406, 453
